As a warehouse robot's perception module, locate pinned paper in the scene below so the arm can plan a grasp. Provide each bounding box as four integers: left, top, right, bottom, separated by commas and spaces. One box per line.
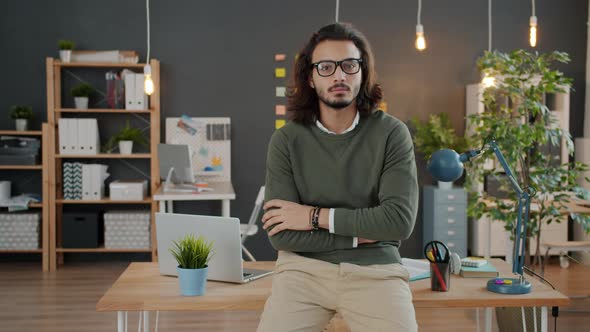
378, 101, 388, 113
198, 146, 209, 157
275, 68, 286, 78
275, 105, 286, 115
275, 119, 286, 129
276, 87, 286, 97
274, 54, 286, 61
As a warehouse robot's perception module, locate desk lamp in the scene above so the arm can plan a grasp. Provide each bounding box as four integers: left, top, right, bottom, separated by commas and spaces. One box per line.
427, 140, 532, 294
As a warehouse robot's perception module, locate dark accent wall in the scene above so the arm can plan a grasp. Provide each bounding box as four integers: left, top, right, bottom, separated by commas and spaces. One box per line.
1, 0, 587, 261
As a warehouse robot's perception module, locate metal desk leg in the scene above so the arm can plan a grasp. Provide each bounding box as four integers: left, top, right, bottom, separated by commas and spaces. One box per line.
476, 308, 480, 332
159, 201, 166, 213
143, 311, 150, 331
222, 199, 230, 217
541, 306, 548, 332
117, 311, 125, 332
485, 307, 492, 332
166, 200, 173, 213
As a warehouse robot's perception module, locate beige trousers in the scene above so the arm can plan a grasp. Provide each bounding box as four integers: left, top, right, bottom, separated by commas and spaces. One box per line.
257, 251, 418, 332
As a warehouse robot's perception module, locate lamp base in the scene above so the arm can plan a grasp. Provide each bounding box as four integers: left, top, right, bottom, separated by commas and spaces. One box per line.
486, 278, 532, 294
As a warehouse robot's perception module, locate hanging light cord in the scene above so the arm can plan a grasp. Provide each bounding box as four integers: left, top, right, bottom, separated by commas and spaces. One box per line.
146, 0, 151, 63
335, 0, 340, 23
417, 0, 422, 26
488, 0, 492, 52
532, 0, 536, 17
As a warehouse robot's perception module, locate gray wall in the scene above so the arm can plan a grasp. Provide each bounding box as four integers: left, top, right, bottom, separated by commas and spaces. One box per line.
1, 0, 587, 261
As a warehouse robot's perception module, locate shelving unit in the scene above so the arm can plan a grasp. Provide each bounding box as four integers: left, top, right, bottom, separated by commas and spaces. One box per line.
46, 57, 161, 271
0, 125, 50, 271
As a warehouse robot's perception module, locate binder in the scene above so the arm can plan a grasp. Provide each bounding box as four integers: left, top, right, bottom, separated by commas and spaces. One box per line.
125, 73, 136, 110
77, 119, 89, 155
67, 119, 79, 154
134, 74, 149, 110
82, 164, 92, 200
87, 119, 100, 155
58, 118, 69, 154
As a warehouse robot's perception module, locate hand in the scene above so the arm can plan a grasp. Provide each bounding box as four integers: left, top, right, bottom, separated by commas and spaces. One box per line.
358, 238, 378, 245
262, 199, 313, 236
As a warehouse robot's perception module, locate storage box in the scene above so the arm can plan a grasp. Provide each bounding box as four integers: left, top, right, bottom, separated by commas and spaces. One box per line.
62, 212, 101, 248
0, 213, 40, 250
104, 210, 150, 249
109, 180, 147, 201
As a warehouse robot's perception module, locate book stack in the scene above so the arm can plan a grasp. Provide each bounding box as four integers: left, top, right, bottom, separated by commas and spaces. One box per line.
70, 50, 139, 64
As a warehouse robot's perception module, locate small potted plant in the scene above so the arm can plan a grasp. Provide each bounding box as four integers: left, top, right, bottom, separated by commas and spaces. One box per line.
70, 83, 93, 109
411, 113, 469, 189
103, 120, 148, 154
169, 234, 214, 296
9, 105, 33, 131
58, 39, 74, 63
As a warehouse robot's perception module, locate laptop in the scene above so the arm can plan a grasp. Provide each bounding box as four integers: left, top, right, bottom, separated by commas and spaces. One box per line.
155, 212, 273, 283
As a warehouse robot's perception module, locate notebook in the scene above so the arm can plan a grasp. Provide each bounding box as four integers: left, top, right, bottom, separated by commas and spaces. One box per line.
401, 258, 431, 281
461, 257, 487, 268
460, 262, 499, 278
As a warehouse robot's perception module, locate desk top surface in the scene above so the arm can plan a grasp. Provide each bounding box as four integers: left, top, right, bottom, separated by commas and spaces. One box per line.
96, 258, 569, 312
153, 181, 235, 201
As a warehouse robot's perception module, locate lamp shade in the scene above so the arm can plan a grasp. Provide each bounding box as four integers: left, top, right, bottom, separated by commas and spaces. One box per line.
427, 149, 465, 182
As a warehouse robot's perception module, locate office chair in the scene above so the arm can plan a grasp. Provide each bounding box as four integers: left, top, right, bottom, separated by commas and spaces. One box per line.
240, 186, 265, 261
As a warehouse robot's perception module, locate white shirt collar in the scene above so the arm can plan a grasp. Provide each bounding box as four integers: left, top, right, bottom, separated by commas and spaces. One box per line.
316, 112, 359, 135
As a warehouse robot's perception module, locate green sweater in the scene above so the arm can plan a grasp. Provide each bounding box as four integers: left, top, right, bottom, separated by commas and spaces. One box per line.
264, 110, 418, 265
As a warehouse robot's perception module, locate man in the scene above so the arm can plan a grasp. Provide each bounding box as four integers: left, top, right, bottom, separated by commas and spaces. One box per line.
257, 23, 418, 332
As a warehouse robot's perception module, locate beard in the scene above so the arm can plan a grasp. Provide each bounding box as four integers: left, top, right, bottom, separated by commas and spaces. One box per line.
315, 83, 359, 110
317, 94, 354, 109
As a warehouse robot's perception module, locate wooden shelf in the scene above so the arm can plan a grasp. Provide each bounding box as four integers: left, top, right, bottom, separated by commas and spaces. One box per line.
0, 249, 42, 254
56, 153, 151, 159
56, 246, 151, 253
0, 202, 42, 208
56, 198, 152, 204
0, 165, 42, 170
0, 130, 42, 136
56, 108, 152, 114
54, 60, 146, 68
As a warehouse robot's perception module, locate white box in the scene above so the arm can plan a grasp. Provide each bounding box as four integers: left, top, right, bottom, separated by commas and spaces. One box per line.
109, 180, 147, 201
134, 74, 149, 109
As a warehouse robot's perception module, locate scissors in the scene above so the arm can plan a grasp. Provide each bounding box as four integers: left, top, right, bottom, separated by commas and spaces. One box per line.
424, 240, 450, 263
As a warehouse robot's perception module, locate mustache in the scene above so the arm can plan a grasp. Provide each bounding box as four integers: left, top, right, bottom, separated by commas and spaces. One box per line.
328, 84, 351, 92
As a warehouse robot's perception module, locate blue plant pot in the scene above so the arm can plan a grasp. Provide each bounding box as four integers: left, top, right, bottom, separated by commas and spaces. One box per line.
177, 266, 208, 296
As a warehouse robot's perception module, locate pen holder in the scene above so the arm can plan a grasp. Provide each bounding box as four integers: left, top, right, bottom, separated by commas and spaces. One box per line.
430, 262, 451, 292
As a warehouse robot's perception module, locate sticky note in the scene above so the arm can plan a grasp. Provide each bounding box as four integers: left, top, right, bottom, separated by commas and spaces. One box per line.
276, 86, 286, 97
275, 119, 286, 129
275, 105, 286, 115
378, 101, 388, 113
275, 54, 286, 61
275, 68, 286, 78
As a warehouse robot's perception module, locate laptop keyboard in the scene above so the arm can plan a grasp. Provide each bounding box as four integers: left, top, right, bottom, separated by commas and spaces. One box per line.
243, 272, 253, 277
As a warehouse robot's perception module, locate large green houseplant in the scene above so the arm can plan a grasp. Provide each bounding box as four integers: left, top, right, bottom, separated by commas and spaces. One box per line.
169, 234, 214, 296
411, 113, 469, 188
465, 50, 590, 266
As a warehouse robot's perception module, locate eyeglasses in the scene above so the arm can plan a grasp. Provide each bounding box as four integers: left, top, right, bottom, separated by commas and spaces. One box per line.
311, 58, 363, 77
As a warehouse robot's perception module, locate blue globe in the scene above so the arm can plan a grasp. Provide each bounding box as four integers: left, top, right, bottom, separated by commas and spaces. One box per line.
427, 149, 465, 182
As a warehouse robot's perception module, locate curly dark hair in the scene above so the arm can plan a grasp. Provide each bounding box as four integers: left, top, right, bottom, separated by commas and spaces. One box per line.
287, 23, 383, 125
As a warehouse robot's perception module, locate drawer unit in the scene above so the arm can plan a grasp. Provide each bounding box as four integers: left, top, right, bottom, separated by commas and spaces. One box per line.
423, 186, 468, 257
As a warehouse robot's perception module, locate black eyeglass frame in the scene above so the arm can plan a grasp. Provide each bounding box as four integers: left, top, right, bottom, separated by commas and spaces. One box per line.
311, 58, 363, 77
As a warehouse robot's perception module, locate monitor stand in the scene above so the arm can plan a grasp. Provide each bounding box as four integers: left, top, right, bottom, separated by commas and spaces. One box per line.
163, 167, 197, 193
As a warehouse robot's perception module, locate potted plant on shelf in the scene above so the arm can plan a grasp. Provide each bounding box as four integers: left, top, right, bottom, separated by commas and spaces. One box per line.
466, 50, 590, 267
103, 120, 148, 154
9, 105, 33, 131
70, 83, 93, 110
411, 112, 469, 189
169, 234, 214, 296
58, 39, 74, 63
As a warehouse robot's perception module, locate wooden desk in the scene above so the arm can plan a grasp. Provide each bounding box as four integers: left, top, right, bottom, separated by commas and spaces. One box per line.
97, 259, 569, 332
153, 181, 236, 217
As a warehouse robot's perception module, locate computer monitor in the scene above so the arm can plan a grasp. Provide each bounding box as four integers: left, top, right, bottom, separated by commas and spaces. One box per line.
157, 143, 195, 191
